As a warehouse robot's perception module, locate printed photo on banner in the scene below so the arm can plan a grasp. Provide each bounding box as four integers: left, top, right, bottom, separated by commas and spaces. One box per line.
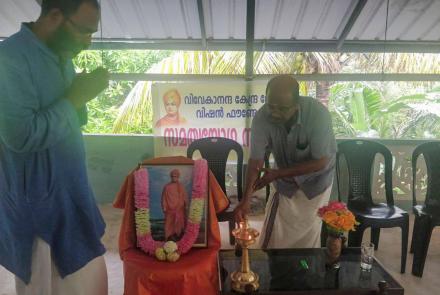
155, 88, 187, 128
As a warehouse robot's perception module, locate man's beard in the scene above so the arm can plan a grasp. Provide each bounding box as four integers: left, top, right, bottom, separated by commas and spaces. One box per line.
47, 24, 85, 59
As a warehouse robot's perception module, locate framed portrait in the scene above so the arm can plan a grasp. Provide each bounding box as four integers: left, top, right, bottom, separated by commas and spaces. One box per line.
139, 163, 208, 247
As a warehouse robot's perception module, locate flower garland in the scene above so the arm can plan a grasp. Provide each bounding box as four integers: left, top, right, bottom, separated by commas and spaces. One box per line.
134, 159, 208, 261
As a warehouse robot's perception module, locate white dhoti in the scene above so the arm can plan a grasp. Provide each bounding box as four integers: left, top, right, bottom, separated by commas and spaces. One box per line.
260, 185, 332, 249
15, 237, 108, 295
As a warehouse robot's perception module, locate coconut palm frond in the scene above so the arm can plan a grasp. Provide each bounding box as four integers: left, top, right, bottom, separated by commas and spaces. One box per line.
112, 81, 153, 133
113, 51, 251, 132
357, 53, 440, 74
113, 50, 440, 134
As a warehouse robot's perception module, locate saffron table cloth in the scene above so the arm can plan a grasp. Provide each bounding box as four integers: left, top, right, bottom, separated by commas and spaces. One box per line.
114, 156, 229, 295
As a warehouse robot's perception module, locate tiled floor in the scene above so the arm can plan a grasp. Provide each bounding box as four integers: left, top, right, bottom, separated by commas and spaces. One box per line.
1, 204, 439, 295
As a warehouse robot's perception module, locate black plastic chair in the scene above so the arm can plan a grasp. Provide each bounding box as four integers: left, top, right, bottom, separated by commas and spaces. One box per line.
337, 139, 409, 273
187, 137, 243, 245
410, 142, 440, 277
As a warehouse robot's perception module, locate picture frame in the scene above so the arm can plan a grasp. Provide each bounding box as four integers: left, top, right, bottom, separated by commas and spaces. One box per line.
138, 163, 208, 247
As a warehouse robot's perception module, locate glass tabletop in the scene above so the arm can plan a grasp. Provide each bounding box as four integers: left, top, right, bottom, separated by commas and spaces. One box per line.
218, 248, 403, 294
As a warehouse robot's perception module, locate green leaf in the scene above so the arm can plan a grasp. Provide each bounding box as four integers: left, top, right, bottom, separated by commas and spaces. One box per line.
350, 89, 369, 131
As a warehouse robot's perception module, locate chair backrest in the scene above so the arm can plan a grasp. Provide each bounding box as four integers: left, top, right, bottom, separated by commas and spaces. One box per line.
337, 139, 394, 209
412, 141, 440, 210
187, 137, 243, 201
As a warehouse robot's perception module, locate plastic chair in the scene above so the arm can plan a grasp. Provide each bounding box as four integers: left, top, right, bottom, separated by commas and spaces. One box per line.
410, 142, 440, 277
187, 137, 243, 245
336, 139, 409, 273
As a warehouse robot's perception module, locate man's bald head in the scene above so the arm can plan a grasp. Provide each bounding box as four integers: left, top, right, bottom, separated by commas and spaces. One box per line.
265, 75, 300, 124
266, 75, 300, 105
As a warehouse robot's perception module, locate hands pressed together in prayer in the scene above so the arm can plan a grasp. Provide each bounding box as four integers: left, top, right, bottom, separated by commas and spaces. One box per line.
66, 67, 109, 109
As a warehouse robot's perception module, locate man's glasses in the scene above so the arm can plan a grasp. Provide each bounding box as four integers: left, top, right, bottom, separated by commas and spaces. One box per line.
66, 18, 95, 37
267, 103, 297, 114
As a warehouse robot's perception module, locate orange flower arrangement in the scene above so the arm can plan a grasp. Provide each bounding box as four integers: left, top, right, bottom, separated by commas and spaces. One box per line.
318, 201, 359, 236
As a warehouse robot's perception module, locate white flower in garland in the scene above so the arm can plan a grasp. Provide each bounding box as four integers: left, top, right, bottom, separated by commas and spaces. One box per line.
155, 248, 166, 261
163, 241, 178, 254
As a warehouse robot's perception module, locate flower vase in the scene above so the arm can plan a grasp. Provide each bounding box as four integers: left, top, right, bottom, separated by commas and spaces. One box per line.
325, 234, 344, 269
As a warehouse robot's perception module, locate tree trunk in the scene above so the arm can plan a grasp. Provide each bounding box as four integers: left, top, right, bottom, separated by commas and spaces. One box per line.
316, 81, 331, 107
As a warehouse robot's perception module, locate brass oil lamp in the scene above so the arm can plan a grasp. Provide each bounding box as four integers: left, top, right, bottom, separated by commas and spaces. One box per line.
230, 219, 260, 293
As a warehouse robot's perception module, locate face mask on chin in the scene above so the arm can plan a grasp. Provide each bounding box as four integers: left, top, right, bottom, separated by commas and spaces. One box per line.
47, 23, 85, 59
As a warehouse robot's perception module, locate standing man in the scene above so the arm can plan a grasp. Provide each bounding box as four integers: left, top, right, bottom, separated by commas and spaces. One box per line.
0, 0, 109, 294
234, 75, 336, 249
161, 169, 189, 241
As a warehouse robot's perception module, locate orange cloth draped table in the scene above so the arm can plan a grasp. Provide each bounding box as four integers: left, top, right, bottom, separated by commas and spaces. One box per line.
113, 156, 230, 295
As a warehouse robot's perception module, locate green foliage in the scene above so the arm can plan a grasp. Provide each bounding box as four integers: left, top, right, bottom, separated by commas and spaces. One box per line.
74, 49, 440, 139
112, 51, 330, 133
328, 82, 440, 139
73, 50, 170, 133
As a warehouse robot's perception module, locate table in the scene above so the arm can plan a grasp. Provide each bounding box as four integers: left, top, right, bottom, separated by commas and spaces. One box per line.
113, 156, 230, 295
218, 248, 404, 295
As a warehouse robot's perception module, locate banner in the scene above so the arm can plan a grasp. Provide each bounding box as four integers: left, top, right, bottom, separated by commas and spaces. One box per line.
152, 81, 267, 157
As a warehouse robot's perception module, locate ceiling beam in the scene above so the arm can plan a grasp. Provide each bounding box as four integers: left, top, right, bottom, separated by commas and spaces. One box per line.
109, 73, 440, 82
196, 0, 207, 49
245, 0, 256, 79
85, 38, 440, 53
336, 0, 368, 51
